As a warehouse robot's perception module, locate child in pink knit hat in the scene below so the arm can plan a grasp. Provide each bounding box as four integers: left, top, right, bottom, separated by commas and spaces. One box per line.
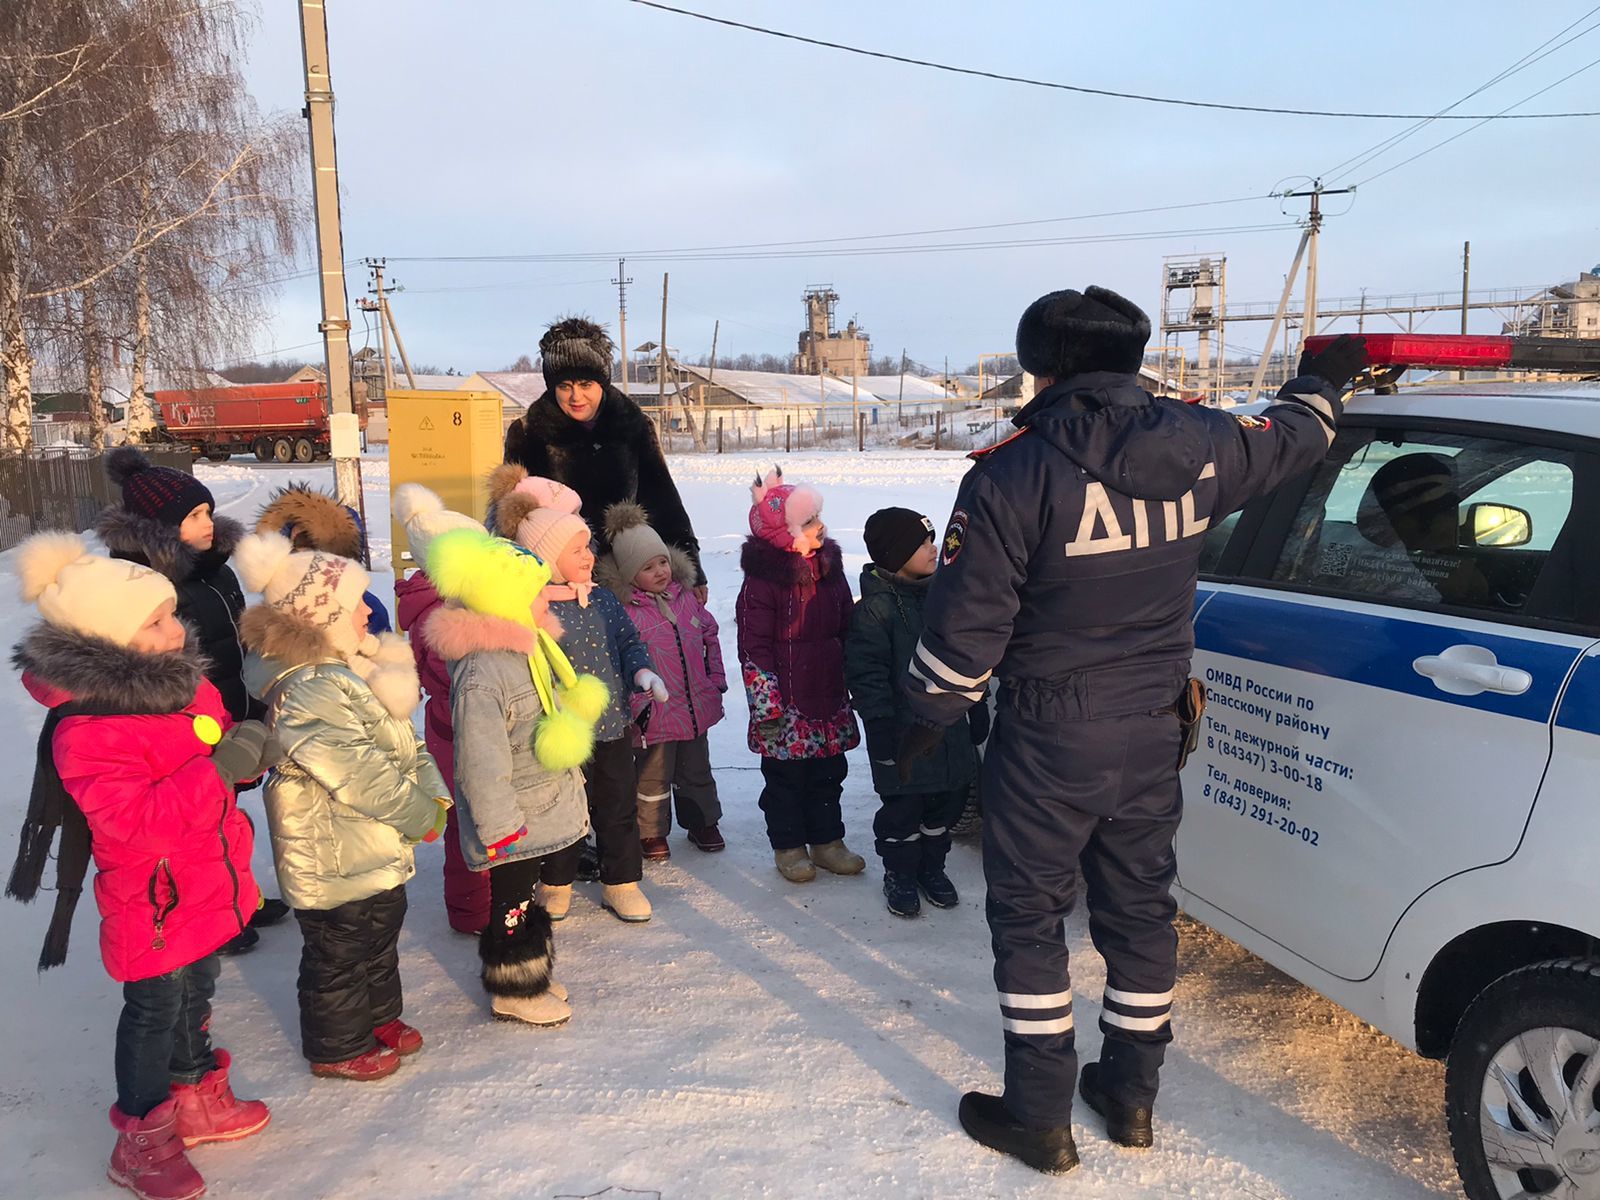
735, 467, 864, 884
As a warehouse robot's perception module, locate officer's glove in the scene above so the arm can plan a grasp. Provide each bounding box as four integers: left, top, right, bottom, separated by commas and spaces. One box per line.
864, 719, 898, 767
1296, 333, 1368, 394
968, 701, 991, 747
896, 721, 944, 785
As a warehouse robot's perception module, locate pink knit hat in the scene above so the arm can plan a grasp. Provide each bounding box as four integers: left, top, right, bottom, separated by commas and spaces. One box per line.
748, 466, 823, 553
512, 474, 581, 516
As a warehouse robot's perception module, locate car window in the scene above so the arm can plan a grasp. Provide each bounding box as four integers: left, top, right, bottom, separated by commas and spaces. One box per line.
1197, 509, 1242, 575
1270, 428, 1583, 621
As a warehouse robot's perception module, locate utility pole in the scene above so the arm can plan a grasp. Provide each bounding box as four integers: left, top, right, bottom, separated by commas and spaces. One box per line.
1459, 240, 1471, 381
299, 0, 361, 511
615, 258, 632, 387
365, 258, 394, 392
897, 348, 906, 421
706, 318, 719, 418
851, 340, 860, 450
1247, 180, 1352, 403
383, 295, 416, 389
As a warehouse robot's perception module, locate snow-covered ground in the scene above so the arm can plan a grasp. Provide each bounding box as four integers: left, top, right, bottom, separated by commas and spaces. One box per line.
0, 451, 1460, 1199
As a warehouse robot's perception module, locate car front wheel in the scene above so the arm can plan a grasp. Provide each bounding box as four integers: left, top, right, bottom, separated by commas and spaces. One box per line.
1447, 958, 1600, 1199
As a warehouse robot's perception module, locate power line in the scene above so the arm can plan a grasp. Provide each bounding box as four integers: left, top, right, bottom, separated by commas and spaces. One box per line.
1323, 7, 1600, 182
391, 196, 1274, 264
1350, 53, 1600, 188
627, 0, 1600, 120
389, 221, 1301, 267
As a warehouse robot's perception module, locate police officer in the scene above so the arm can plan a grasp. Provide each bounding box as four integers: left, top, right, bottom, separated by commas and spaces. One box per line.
897, 285, 1366, 1174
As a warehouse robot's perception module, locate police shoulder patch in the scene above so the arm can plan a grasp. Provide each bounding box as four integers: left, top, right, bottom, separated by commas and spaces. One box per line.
1234, 414, 1273, 431
941, 508, 969, 566
969, 426, 1031, 461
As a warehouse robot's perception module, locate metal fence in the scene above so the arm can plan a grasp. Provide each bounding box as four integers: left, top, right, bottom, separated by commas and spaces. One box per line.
0, 446, 194, 552
640, 406, 1017, 456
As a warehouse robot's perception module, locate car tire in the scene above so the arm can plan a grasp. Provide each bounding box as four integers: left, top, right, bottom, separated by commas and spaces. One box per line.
271, 437, 293, 463
1446, 957, 1600, 1200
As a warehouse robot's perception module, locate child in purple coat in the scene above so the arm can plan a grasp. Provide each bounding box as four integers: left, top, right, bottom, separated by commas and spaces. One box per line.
598, 502, 728, 861
735, 467, 863, 884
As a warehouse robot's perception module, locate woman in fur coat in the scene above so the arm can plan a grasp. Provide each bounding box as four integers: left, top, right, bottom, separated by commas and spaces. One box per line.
735, 468, 864, 884
237, 532, 449, 1082
500, 316, 706, 596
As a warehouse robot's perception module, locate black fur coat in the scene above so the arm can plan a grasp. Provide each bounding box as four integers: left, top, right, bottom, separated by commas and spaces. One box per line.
503, 385, 705, 584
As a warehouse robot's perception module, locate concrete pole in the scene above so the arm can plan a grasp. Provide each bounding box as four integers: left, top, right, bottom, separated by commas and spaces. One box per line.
372, 261, 394, 393
299, 0, 361, 510
1459, 241, 1471, 381
1246, 225, 1312, 404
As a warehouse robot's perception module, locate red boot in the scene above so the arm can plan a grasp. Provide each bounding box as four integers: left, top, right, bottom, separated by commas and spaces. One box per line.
169, 1050, 271, 1148
309, 1045, 400, 1081
107, 1099, 206, 1200
373, 1019, 423, 1057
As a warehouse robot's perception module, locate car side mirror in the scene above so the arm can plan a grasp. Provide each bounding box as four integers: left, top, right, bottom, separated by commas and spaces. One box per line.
1462, 502, 1532, 548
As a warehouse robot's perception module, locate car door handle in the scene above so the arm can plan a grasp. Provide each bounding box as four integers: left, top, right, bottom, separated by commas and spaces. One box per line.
1412, 644, 1532, 697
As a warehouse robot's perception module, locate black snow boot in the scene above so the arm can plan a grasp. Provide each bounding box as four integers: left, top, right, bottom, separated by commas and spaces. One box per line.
216, 925, 259, 956
249, 898, 291, 929
575, 837, 601, 883
918, 836, 959, 908
883, 870, 921, 918
1080, 1061, 1155, 1149
957, 1091, 1078, 1175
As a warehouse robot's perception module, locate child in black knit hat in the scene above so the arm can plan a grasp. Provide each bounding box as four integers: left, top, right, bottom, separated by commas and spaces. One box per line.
95, 447, 291, 943
846, 507, 988, 917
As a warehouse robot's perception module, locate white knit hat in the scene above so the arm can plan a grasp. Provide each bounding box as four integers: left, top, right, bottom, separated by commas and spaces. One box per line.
235, 531, 372, 653
392, 483, 480, 568
18, 532, 177, 648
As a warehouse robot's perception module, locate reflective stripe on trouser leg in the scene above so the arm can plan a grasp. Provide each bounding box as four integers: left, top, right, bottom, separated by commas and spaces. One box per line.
1081, 714, 1183, 1108
980, 717, 1103, 1129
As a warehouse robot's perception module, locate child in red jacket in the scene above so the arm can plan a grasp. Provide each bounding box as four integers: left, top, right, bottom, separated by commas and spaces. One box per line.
8, 533, 275, 1200
393, 482, 490, 935
735, 468, 863, 883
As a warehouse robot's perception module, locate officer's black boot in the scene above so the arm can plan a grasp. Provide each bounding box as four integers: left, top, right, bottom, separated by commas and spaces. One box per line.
882, 870, 921, 918
1079, 1061, 1155, 1149
958, 1091, 1079, 1175
917, 836, 958, 909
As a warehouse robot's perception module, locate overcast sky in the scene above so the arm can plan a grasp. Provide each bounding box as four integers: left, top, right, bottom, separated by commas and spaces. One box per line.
240, 1, 1600, 373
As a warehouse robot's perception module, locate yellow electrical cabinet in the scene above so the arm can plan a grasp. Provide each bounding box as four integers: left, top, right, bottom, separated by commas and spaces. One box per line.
386, 388, 503, 618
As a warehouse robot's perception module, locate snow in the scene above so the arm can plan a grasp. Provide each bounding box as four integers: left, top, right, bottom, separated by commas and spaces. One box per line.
0, 450, 1459, 1199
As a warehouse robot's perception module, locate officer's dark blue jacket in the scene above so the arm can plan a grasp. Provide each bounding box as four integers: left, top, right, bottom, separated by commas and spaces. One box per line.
904, 370, 1342, 727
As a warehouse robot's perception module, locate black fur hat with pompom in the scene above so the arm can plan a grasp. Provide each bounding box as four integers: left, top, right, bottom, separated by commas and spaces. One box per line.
1015, 285, 1151, 382
105, 445, 215, 527
540, 315, 614, 391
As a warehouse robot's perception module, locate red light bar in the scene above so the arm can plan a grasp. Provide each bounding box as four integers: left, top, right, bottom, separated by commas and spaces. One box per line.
1303, 332, 1600, 374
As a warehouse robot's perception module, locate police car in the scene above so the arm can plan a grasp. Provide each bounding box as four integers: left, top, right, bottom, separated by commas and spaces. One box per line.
1179, 333, 1600, 1200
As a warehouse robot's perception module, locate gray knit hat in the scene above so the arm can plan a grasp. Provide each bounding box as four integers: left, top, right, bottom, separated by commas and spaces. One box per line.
540, 316, 614, 391
604, 502, 672, 588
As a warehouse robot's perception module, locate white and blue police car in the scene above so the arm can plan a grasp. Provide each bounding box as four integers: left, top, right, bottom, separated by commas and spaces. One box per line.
1180, 333, 1600, 1200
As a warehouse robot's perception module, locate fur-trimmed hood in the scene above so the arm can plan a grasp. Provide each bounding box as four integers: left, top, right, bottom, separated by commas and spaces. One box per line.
422, 602, 538, 663
595, 545, 697, 605
96, 506, 245, 584
13, 622, 206, 714
254, 482, 365, 560
739, 535, 844, 588
240, 604, 419, 719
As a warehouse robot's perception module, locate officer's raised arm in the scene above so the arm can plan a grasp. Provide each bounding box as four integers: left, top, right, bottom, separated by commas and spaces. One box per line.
1207, 333, 1367, 517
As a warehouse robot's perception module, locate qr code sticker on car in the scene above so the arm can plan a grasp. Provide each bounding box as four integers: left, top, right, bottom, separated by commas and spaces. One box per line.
1317, 542, 1354, 577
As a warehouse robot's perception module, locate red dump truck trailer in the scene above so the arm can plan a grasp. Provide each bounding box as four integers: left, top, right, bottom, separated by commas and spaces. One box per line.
154, 381, 364, 463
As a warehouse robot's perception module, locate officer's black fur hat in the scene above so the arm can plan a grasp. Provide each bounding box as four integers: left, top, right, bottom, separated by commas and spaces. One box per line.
1015, 285, 1151, 381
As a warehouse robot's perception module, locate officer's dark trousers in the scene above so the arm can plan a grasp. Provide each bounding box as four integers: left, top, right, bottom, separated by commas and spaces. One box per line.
982, 687, 1182, 1129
